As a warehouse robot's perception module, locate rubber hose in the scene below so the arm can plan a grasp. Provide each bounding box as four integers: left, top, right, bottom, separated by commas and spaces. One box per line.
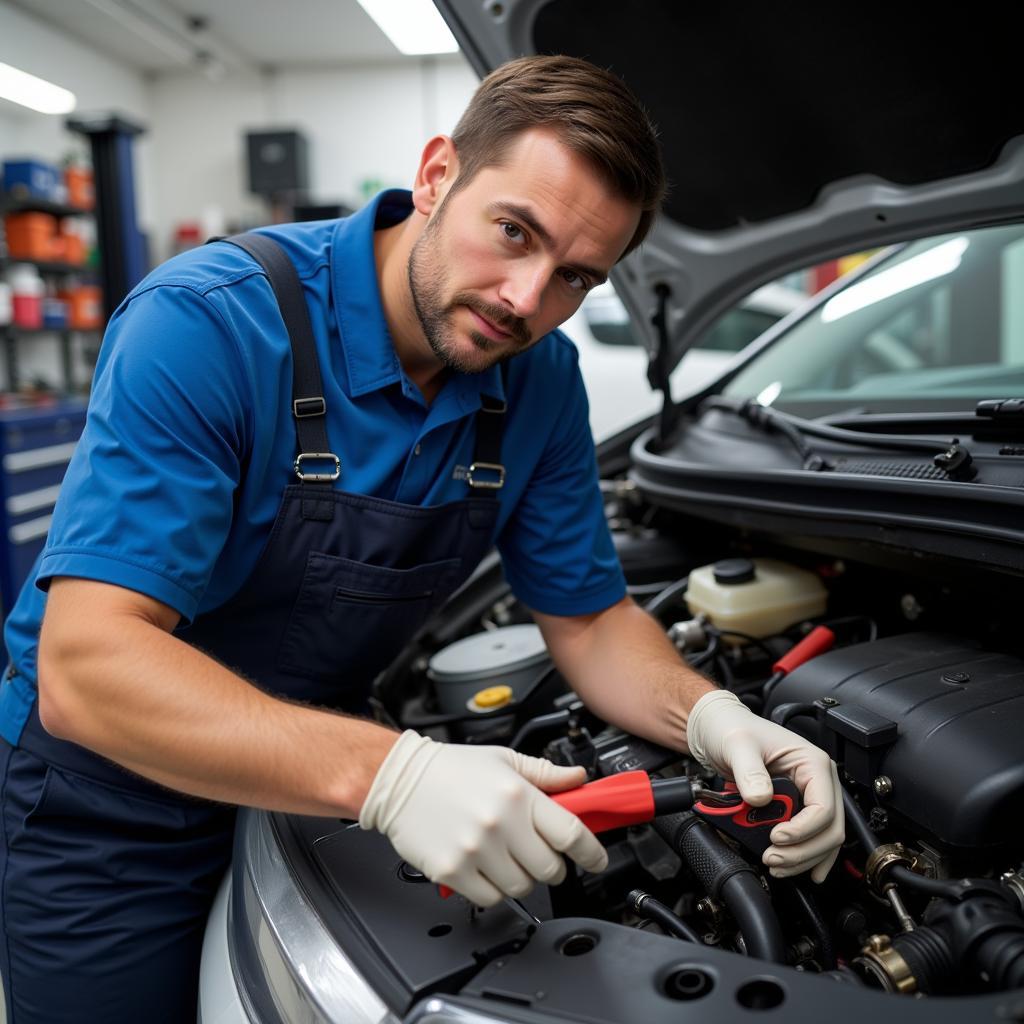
889, 864, 966, 902
891, 927, 956, 994
770, 701, 817, 727
627, 889, 702, 944
655, 812, 788, 963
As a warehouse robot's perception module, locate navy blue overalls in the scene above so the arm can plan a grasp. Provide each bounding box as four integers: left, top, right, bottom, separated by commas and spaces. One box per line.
0, 233, 506, 1022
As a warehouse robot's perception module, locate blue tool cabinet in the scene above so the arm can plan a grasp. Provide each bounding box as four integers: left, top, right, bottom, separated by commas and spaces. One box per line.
0, 400, 88, 636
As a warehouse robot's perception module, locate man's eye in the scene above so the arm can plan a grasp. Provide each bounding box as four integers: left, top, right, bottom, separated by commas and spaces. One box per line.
561, 269, 587, 292
501, 222, 526, 244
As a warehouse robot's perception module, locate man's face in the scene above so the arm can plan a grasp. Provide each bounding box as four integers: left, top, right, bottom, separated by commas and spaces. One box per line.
408, 128, 641, 375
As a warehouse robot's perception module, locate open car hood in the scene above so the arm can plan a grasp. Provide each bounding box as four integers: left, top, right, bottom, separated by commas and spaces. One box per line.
434, 1, 1024, 383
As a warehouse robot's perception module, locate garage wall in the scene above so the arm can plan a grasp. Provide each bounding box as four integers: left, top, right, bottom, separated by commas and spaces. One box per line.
147, 55, 478, 261
0, 1, 155, 392
2, 1, 481, 268
0, 0, 155, 229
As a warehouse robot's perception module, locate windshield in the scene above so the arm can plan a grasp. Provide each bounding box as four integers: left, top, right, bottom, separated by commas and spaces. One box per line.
723, 222, 1024, 415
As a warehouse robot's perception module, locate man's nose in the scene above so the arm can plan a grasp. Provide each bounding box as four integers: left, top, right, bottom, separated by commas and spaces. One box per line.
498, 262, 546, 320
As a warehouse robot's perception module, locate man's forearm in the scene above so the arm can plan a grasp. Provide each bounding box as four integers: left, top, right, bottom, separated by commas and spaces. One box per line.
38, 579, 398, 817
533, 597, 715, 752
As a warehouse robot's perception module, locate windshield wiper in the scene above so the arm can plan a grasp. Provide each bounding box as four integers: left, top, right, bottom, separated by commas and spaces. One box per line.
977, 398, 1024, 421
702, 397, 976, 479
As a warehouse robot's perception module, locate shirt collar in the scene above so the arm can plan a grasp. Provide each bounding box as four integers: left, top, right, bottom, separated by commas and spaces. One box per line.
330, 189, 505, 410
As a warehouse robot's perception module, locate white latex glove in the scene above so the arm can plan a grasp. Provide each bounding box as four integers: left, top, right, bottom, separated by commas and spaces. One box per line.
685, 689, 844, 883
359, 730, 608, 907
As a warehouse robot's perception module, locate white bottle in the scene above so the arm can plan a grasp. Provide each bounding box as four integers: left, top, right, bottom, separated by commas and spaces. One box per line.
685, 557, 827, 639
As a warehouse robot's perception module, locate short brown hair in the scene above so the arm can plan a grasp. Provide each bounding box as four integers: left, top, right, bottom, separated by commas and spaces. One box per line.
450, 55, 666, 257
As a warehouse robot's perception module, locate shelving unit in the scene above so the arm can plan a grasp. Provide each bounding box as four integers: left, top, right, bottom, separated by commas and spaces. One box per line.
0, 195, 94, 219
1, 190, 101, 396
0, 257, 92, 276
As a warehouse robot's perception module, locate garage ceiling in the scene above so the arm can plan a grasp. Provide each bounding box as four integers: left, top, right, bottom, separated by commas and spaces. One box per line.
6, 0, 414, 75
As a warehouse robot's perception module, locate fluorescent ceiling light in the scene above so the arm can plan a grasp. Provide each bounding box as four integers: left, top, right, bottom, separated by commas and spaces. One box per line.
0, 61, 77, 115
356, 0, 459, 55
821, 237, 969, 323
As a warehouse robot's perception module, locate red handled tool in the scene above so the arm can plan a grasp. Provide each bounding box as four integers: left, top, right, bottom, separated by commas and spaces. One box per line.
548, 770, 802, 857
547, 770, 706, 831
437, 772, 802, 897
694, 777, 802, 856
437, 771, 703, 898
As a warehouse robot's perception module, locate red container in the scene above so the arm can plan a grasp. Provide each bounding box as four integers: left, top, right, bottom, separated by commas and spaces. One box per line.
12, 293, 43, 329
9, 264, 44, 328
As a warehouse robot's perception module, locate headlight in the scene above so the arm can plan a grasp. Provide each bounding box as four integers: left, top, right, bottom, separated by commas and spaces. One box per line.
229, 808, 400, 1024
403, 1000, 527, 1023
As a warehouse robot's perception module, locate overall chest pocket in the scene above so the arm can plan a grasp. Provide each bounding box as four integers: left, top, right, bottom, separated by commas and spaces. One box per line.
277, 552, 463, 685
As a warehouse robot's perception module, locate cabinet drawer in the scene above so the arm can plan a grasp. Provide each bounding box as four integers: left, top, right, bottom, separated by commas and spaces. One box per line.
2, 443, 78, 495
0, 408, 87, 456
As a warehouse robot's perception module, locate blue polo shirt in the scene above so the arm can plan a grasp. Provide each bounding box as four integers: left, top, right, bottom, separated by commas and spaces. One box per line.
0, 189, 626, 744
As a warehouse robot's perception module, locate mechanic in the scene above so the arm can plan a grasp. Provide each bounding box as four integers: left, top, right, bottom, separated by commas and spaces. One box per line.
0, 55, 844, 1021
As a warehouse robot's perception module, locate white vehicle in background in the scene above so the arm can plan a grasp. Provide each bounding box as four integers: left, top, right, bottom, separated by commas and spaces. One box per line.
563, 280, 807, 440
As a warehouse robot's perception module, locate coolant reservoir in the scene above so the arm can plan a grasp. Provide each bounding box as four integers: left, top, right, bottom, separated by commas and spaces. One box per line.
684, 558, 827, 639
428, 624, 549, 715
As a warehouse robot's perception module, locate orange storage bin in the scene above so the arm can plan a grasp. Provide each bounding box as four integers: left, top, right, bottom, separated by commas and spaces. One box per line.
64, 165, 95, 210
62, 285, 103, 330
4, 212, 58, 261
60, 232, 86, 266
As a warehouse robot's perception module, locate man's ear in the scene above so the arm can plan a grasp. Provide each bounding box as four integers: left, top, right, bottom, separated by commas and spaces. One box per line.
412, 135, 459, 217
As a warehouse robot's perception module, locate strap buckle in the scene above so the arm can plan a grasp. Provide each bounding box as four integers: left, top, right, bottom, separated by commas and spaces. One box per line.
467, 461, 505, 490
293, 396, 326, 419
294, 452, 341, 482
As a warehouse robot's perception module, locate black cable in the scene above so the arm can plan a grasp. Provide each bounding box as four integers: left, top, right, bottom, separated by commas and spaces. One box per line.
708, 629, 782, 662
508, 708, 573, 751
788, 880, 837, 970
627, 889, 702, 944
842, 788, 880, 855
702, 396, 828, 470
643, 575, 689, 617
816, 615, 879, 642
688, 634, 720, 670
703, 395, 963, 457
889, 865, 968, 902
844, 790, 986, 903
713, 652, 736, 689
627, 580, 678, 599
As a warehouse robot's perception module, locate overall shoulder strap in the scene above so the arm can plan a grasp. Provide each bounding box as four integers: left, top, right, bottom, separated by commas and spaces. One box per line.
222, 232, 339, 490
468, 361, 509, 497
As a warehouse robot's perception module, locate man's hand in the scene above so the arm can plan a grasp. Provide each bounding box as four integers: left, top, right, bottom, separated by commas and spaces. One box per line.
685, 690, 844, 882
359, 730, 608, 906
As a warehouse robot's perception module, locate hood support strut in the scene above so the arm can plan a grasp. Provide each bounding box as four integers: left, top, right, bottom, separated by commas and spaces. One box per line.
648, 283, 679, 444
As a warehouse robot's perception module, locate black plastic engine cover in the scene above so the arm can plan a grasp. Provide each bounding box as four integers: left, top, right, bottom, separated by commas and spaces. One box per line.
767, 633, 1024, 848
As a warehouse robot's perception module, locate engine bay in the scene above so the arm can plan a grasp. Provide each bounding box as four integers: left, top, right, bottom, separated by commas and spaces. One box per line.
271, 475, 1024, 1022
